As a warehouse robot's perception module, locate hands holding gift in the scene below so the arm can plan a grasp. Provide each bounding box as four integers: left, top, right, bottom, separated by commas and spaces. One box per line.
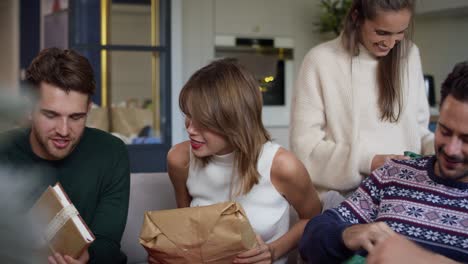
233, 235, 273, 264
342, 222, 395, 252
367, 233, 461, 264
48, 249, 89, 264
343, 223, 461, 264
146, 235, 273, 264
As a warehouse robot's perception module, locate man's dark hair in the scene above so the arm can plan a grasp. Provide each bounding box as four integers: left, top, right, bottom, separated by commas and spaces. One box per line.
440, 61, 468, 106
26, 48, 96, 96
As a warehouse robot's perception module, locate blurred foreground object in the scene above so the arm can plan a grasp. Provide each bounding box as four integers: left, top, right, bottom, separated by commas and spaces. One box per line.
29, 182, 95, 259
0, 91, 48, 263
0, 168, 46, 263
0, 92, 29, 132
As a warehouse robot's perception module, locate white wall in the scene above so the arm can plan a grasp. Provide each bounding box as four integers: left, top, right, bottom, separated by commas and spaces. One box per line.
173, 0, 323, 148
0, 0, 19, 94
416, 0, 468, 15
169, 0, 215, 145
414, 12, 468, 104
181, 0, 215, 81
171, 0, 185, 146
173, 1, 468, 147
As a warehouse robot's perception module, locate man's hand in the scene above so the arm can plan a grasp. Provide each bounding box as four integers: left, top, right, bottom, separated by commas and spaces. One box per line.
48, 249, 89, 264
233, 235, 273, 264
371, 154, 409, 172
342, 222, 395, 252
367, 234, 460, 264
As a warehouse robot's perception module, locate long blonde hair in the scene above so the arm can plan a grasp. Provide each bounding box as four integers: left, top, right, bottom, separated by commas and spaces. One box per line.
179, 58, 271, 195
342, 0, 415, 122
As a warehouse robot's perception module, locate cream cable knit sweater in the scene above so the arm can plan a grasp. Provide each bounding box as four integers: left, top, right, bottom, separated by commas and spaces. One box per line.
290, 37, 434, 193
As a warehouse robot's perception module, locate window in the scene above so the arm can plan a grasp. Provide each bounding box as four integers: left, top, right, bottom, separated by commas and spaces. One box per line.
70, 0, 171, 172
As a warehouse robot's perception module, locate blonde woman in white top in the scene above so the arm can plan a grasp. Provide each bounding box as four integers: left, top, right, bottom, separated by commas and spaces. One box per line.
166, 59, 321, 264
291, 0, 434, 194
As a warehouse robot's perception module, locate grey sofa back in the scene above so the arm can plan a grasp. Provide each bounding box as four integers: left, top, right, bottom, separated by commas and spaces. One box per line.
121, 173, 177, 264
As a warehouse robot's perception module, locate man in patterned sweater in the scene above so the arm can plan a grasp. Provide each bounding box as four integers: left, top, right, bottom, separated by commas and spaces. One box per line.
299, 62, 468, 264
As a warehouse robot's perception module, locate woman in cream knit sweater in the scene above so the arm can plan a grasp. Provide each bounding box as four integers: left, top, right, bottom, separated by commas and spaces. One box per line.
290, 0, 434, 193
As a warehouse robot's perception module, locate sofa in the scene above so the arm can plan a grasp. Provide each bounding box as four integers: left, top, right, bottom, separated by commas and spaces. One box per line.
119, 173, 342, 263
121, 173, 177, 264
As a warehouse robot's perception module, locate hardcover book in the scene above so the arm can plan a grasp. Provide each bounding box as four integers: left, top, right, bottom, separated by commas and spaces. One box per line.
29, 183, 95, 259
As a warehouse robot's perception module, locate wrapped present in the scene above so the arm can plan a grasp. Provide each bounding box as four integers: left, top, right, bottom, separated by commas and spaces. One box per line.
140, 202, 257, 263
404, 151, 423, 159
29, 183, 95, 259
86, 107, 109, 132
343, 255, 366, 264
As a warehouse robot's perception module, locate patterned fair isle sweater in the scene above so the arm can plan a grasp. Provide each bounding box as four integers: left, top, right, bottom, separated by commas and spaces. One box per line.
299, 156, 468, 263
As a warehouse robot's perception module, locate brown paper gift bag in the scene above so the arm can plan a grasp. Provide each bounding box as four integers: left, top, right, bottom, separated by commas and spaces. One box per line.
111, 107, 153, 137
139, 202, 257, 263
86, 107, 109, 132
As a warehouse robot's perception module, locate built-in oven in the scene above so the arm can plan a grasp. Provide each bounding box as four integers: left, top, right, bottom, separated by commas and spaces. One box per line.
215, 36, 294, 126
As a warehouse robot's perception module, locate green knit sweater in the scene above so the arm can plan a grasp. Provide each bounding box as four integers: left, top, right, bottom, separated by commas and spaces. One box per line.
0, 127, 130, 263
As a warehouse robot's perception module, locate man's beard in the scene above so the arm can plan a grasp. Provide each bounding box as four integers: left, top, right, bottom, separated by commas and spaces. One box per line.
32, 129, 78, 160
436, 147, 468, 182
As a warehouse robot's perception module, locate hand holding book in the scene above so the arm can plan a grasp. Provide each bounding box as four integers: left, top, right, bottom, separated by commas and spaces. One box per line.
29, 183, 95, 261
47, 250, 89, 264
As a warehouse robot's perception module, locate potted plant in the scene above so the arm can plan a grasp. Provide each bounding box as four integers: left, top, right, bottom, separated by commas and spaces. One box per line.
316, 0, 352, 39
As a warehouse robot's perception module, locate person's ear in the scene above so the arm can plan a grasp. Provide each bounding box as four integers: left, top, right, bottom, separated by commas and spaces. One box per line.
87, 100, 92, 113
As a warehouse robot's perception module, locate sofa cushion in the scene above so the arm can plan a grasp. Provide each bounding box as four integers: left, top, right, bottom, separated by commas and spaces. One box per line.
121, 173, 177, 264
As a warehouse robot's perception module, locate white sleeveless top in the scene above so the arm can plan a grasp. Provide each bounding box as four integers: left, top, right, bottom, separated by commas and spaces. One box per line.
187, 141, 290, 264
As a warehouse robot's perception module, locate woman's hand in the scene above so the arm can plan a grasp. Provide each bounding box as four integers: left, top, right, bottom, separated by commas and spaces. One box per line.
233, 235, 273, 264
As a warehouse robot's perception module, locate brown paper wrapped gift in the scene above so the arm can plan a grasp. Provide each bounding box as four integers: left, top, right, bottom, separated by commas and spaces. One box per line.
29, 183, 95, 259
139, 202, 257, 263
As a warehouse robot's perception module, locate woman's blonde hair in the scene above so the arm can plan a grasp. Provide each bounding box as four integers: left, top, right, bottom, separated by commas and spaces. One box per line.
179, 58, 271, 195
342, 0, 415, 122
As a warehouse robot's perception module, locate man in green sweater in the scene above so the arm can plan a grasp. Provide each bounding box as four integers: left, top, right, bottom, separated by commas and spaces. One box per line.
0, 48, 130, 263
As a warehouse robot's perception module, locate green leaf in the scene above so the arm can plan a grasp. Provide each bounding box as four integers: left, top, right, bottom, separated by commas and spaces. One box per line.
315, 0, 352, 36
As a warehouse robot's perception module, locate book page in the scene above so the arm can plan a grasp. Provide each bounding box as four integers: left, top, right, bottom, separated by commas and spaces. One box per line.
53, 185, 94, 242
